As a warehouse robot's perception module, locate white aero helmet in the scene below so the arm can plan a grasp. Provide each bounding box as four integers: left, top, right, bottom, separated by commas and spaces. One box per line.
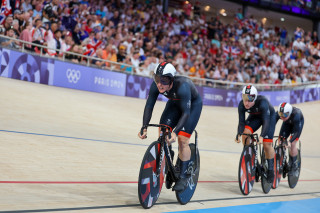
153, 62, 176, 85
242, 85, 258, 102
278, 102, 293, 118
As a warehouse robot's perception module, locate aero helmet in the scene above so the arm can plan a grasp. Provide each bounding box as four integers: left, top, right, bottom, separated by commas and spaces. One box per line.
153, 62, 176, 85
242, 85, 258, 102
278, 102, 293, 118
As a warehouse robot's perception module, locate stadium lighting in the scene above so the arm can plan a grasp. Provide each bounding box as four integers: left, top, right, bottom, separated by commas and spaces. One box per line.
220, 9, 227, 16
262, 17, 267, 24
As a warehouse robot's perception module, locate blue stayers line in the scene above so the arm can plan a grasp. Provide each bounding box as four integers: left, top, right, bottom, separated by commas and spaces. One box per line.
168, 198, 320, 213
0, 129, 319, 158
0, 129, 147, 147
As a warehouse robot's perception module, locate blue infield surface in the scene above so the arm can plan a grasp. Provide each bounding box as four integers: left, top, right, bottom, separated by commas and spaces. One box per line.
168, 197, 320, 213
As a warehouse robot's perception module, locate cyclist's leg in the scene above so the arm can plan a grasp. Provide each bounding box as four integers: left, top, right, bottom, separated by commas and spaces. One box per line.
289, 117, 304, 160
289, 138, 299, 174
160, 101, 181, 189
279, 123, 295, 160
290, 118, 304, 174
263, 113, 276, 183
160, 100, 181, 153
173, 99, 202, 191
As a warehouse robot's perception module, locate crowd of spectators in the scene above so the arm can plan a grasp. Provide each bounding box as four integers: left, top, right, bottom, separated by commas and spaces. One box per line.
0, 0, 320, 87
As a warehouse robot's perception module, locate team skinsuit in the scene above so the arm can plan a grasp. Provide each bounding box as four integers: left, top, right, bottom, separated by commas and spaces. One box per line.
276, 104, 304, 174
237, 95, 276, 182
142, 73, 202, 191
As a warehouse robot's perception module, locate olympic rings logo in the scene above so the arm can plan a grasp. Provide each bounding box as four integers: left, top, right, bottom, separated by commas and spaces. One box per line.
66, 69, 81, 83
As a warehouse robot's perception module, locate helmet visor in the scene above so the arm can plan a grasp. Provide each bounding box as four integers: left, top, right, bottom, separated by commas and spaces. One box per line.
242, 94, 255, 102
278, 111, 290, 118
153, 74, 172, 85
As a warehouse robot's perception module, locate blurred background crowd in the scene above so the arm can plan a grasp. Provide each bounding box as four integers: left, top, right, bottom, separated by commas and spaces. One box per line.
0, 0, 320, 87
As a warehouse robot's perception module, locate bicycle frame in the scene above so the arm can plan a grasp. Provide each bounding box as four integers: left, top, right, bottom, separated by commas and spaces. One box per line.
144, 124, 199, 181
242, 133, 261, 168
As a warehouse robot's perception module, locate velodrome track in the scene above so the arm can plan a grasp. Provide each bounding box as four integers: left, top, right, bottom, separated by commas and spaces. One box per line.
0, 77, 319, 213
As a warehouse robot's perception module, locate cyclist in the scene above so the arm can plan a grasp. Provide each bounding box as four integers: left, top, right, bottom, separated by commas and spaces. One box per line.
138, 62, 202, 192
276, 102, 304, 176
235, 85, 276, 183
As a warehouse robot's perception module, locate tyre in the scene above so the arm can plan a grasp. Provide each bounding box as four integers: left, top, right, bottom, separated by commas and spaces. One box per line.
238, 145, 256, 195
261, 150, 272, 194
176, 143, 200, 204
138, 141, 166, 209
288, 148, 301, 188
272, 147, 284, 189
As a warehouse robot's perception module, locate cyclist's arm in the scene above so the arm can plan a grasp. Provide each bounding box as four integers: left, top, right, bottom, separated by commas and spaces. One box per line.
237, 101, 246, 135
275, 112, 280, 123
260, 101, 271, 138
290, 113, 303, 143
142, 82, 159, 126
173, 83, 191, 135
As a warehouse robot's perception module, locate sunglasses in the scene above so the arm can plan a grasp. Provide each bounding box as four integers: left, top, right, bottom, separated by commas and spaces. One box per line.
242, 94, 255, 102
153, 75, 172, 85
278, 111, 289, 118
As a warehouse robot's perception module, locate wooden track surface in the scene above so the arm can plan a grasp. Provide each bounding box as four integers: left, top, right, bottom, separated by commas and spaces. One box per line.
0, 77, 319, 213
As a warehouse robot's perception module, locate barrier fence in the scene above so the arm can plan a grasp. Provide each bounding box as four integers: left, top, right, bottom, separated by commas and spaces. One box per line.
0, 39, 320, 107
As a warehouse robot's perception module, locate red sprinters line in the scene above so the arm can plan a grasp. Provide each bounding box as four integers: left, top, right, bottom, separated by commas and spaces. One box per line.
0, 181, 137, 184
0, 180, 320, 184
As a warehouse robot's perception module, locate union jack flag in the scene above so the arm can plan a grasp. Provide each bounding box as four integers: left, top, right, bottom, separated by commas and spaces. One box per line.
83, 40, 103, 56
0, 0, 12, 24
223, 45, 240, 57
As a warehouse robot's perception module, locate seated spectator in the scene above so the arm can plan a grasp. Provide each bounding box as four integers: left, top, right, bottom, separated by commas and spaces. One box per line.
66, 44, 83, 63
47, 29, 63, 57
131, 49, 141, 74
120, 55, 134, 73
0, 26, 20, 49
91, 48, 105, 67
19, 21, 33, 51
117, 45, 127, 63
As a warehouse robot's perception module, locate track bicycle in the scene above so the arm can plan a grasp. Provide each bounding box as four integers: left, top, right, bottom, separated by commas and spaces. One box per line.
273, 136, 301, 189
238, 133, 273, 195
137, 124, 200, 209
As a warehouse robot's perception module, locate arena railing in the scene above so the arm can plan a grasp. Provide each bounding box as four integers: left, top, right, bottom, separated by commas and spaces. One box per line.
1, 34, 319, 91
0, 34, 135, 74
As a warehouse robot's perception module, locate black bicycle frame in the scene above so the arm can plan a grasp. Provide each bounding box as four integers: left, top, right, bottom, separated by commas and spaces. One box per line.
242, 133, 261, 173
143, 124, 198, 181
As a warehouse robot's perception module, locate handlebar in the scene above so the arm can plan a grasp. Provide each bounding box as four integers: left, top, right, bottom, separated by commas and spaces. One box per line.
140, 124, 172, 138
238, 133, 260, 143
274, 136, 288, 147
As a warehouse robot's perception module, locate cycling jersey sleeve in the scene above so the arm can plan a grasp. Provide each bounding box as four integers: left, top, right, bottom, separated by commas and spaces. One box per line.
173, 83, 191, 135
260, 100, 271, 138
275, 112, 280, 123
142, 82, 159, 126
290, 113, 303, 143
237, 101, 246, 135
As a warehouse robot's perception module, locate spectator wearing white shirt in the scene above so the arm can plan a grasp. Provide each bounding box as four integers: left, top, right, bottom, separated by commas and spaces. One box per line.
131, 49, 141, 74
282, 74, 292, 85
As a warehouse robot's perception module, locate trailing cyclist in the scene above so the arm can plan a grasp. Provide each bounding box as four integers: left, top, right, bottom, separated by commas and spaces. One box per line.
138, 62, 202, 192
235, 85, 276, 184
276, 102, 304, 176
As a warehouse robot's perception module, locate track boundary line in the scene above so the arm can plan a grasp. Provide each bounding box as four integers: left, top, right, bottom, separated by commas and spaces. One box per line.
0, 191, 319, 212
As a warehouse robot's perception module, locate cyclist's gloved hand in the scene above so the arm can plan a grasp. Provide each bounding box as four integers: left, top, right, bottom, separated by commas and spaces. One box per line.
258, 136, 263, 144
168, 131, 176, 144
235, 134, 241, 143
138, 126, 147, 139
